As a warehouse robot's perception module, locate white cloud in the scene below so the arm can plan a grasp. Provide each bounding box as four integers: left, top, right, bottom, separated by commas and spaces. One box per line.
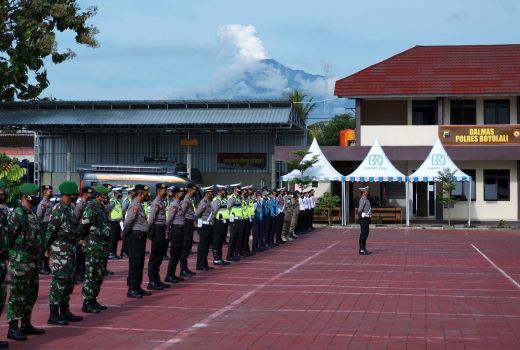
217, 24, 269, 62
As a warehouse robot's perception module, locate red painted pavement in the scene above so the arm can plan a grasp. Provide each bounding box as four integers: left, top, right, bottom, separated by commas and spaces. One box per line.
4, 227, 520, 350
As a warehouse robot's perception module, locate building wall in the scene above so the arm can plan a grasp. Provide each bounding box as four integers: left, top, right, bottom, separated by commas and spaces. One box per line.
362, 100, 408, 125
407, 160, 518, 221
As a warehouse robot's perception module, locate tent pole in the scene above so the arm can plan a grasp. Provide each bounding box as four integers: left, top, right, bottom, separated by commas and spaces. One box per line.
468, 178, 472, 226
346, 180, 349, 225
341, 178, 345, 225
406, 181, 410, 226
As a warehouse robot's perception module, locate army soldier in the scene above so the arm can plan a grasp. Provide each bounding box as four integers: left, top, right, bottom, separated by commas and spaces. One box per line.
289, 192, 300, 239
211, 185, 230, 265
226, 183, 243, 261
147, 183, 170, 290
358, 186, 372, 255
108, 187, 124, 260
78, 186, 112, 313
179, 184, 197, 278
6, 183, 45, 342
281, 193, 294, 242
122, 184, 152, 298
36, 184, 53, 275
194, 186, 215, 271
74, 187, 93, 283
0, 181, 9, 348
165, 187, 187, 283
46, 181, 83, 325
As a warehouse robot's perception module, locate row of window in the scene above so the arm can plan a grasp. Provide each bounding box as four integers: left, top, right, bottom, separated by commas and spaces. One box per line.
452, 169, 510, 201
412, 99, 511, 125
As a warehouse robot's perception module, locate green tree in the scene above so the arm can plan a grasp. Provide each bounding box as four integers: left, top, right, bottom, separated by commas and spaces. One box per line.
0, 1, 99, 101
287, 89, 316, 122
0, 153, 26, 205
308, 113, 355, 146
316, 192, 340, 225
286, 150, 319, 192
436, 168, 457, 226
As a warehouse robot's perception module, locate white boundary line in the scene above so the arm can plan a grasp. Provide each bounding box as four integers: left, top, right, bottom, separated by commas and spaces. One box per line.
471, 243, 520, 290
152, 240, 340, 350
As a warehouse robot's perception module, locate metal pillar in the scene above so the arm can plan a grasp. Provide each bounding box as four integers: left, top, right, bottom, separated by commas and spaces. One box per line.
186, 131, 192, 179
66, 132, 71, 181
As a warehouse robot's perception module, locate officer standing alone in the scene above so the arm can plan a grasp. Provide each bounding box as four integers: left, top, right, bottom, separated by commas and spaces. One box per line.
358, 186, 372, 255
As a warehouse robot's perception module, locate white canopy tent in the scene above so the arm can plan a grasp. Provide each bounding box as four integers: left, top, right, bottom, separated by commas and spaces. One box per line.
281, 138, 343, 182
408, 137, 472, 226
344, 138, 406, 224
280, 138, 344, 223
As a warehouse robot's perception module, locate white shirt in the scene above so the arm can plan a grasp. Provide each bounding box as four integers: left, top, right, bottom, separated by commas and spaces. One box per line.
299, 197, 306, 211
310, 196, 316, 209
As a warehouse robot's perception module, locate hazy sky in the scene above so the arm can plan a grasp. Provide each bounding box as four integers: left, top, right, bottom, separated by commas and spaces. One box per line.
44, 0, 519, 101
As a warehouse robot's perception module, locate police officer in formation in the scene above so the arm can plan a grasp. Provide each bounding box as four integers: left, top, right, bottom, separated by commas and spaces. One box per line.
122, 185, 151, 298
0, 179, 319, 347
146, 183, 170, 290
36, 184, 53, 275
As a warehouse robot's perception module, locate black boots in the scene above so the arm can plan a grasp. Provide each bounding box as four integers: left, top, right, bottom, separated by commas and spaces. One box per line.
359, 238, 372, 255
21, 318, 45, 335
7, 320, 27, 341
0, 340, 7, 349
61, 304, 83, 322
47, 305, 68, 326
82, 301, 101, 314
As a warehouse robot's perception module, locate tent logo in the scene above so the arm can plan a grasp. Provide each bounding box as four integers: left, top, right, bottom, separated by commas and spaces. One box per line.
369, 154, 383, 166
432, 154, 446, 166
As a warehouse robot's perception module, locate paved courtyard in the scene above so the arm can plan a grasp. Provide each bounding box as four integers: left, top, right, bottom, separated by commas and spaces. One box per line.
4, 226, 520, 349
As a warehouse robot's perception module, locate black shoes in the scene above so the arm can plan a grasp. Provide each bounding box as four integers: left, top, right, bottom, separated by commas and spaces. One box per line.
213, 259, 230, 265
180, 270, 196, 278
127, 289, 143, 298
20, 320, 45, 335
94, 301, 108, 311
165, 275, 184, 283
137, 287, 152, 296
108, 254, 121, 260
227, 256, 240, 262
82, 302, 101, 314
158, 281, 170, 288
61, 305, 83, 322
47, 305, 68, 326
147, 282, 164, 290
0, 340, 8, 349
7, 321, 27, 341
359, 250, 372, 255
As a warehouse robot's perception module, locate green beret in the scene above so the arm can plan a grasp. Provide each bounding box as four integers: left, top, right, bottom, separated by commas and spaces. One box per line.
20, 183, 40, 195
93, 185, 109, 195
59, 181, 79, 195
0, 179, 6, 189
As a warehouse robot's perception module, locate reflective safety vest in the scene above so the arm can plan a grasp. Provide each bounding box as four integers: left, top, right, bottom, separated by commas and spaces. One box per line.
241, 198, 249, 219
248, 198, 255, 218
110, 199, 123, 221
213, 197, 230, 220
143, 201, 150, 219
229, 194, 242, 218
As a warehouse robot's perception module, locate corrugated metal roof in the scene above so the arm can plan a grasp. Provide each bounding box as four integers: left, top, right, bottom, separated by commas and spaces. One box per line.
0, 107, 302, 128
334, 45, 520, 97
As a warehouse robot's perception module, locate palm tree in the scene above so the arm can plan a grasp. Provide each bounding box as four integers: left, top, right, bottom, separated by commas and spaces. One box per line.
287, 89, 316, 122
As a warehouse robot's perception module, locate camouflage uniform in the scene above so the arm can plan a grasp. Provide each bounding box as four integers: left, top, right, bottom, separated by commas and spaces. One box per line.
78, 200, 111, 303
6, 206, 41, 322
0, 203, 9, 319
46, 201, 76, 307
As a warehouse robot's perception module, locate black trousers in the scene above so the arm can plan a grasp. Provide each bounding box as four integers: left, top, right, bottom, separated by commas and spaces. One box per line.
310, 208, 315, 228
266, 216, 276, 245
359, 217, 370, 249
196, 224, 212, 269
167, 225, 184, 277
305, 209, 312, 230
109, 221, 122, 255
296, 210, 304, 233
180, 219, 194, 272
275, 213, 285, 243
227, 219, 243, 259
40, 222, 50, 269
126, 230, 146, 290
147, 223, 167, 282
252, 218, 262, 250
241, 219, 252, 253
212, 219, 228, 261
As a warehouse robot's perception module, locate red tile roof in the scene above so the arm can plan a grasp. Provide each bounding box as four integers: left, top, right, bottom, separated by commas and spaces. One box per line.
334, 45, 520, 97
